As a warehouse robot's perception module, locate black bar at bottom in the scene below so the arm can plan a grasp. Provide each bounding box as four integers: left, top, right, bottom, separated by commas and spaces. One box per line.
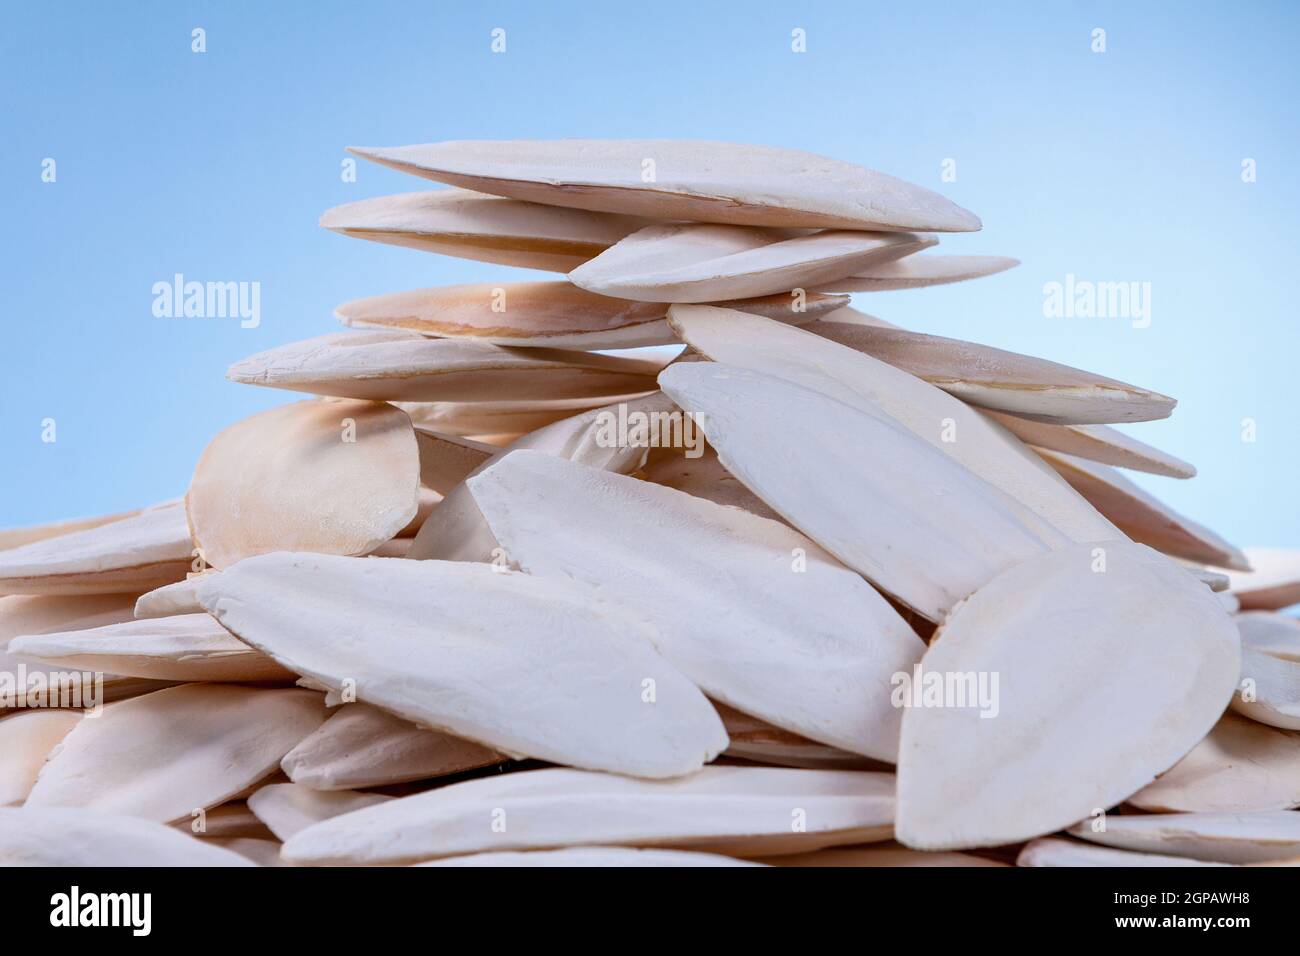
0, 865, 1277, 939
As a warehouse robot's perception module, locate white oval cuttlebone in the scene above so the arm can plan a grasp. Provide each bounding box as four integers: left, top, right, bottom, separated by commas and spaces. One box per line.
282, 766, 896, 865
658, 362, 1061, 621
348, 139, 982, 232
0, 808, 254, 866
1230, 645, 1300, 730
7, 613, 293, 683
228, 330, 663, 402
895, 540, 1240, 851
25, 684, 327, 823
420, 847, 763, 867
247, 783, 393, 842
1017, 837, 1227, 867
568, 222, 935, 303
0, 593, 171, 708
666, 305, 1117, 548
319, 188, 656, 272
1129, 711, 1300, 813
1237, 612, 1300, 662
336, 281, 847, 350
466, 450, 925, 760
1034, 449, 1249, 571
186, 399, 421, 570
0, 710, 81, 805
281, 703, 503, 790
1068, 811, 1300, 864
810, 254, 1019, 292
981, 412, 1195, 478
1227, 549, 1300, 610
196, 552, 727, 779
0, 501, 192, 596
808, 321, 1175, 425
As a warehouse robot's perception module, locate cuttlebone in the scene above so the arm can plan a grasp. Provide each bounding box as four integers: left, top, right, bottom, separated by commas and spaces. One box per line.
7, 612, 293, 682
282, 765, 896, 865
1228, 549, 1300, 610
407, 392, 672, 562
811, 254, 1019, 292
247, 782, 393, 841
658, 361, 1060, 621
982, 412, 1195, 478
569, 222, 935, 302
335, 280, 847, 350
467, 449, 925, 759
666, 304, 1119, 546
0, 710, 81, 805
134, 573, 213, 618
0, 807, 254, 866
348, 139, 982, 232
1129, 711, 1300, 812
196, 552, 728, 778
0, 501, 192, 596
895, 540, 1240, 850
281, 702, 504, 790
319, 187, 655, 271
25, 684, 328, 823
1068, 811, 1300, 864
1034, 449, 1249, 571
0, 506, 144, 553
1230, 644, 1300, 730
1017, 837, 1227, 867
186, 399, 420, 569
808, 319, 1176, 425
1237, 612, 1300, 662
226, 329, 663, 402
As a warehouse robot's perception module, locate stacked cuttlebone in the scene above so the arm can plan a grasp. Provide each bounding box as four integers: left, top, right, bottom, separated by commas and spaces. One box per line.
1, 138, 1290, 868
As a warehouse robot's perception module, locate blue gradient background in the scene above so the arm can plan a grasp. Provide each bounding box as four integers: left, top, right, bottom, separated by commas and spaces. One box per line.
2, 1, 1296, 551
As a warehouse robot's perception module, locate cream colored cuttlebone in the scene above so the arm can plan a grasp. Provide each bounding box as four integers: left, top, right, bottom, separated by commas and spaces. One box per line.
196, 552, 727, 779
349, 139, 982, 232
320, 187, 657, 271
228, 330, 664, 402
465, 449, 926, 760
280, 702, 504, 790
810, 254, 1019, 292
25, 684, 328, 824
335, 280, 847, 350
809, 320, 1175, 425
186, 399, 421, 570
1034, 448, 1249, 571
895, 540, 1240, 850
282, 766, 897, 865
568, 222, 935, 302
0, 501, 192, 596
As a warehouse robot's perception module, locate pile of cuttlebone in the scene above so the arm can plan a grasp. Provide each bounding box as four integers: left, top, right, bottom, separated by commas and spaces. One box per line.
2, 139, 1298, 868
